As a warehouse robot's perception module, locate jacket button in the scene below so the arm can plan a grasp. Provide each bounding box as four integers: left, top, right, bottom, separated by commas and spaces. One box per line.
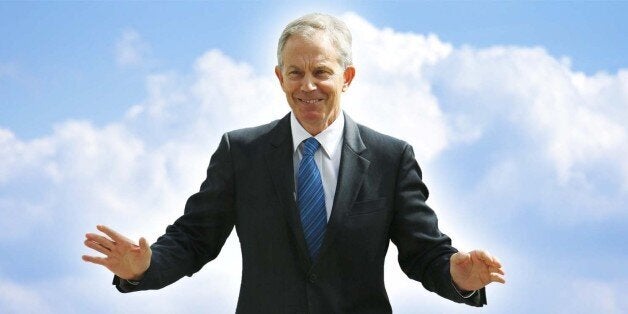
309, 274, 317, 283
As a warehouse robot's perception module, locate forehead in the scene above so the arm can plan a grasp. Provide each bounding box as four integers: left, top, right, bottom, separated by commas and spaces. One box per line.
282, 32, 341, 67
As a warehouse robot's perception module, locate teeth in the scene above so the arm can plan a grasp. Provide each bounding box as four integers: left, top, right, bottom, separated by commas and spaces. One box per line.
299, 99, 319, 104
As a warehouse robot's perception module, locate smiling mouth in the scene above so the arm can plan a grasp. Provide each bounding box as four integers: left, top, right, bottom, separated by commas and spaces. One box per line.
297, 98, 323, 104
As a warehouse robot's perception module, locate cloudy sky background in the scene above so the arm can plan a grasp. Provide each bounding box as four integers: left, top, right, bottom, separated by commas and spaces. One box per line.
1, 2, 627, 313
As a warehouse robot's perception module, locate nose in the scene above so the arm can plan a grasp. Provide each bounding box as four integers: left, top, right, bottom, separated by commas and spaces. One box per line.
300, 75, 316, 92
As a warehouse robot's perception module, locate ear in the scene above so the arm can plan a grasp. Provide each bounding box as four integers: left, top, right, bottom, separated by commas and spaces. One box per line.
274, 66, 284, 86
342, 66, 356, 92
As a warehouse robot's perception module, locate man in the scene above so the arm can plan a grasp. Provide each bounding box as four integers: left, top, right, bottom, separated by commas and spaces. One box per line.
83, 13, 505, 313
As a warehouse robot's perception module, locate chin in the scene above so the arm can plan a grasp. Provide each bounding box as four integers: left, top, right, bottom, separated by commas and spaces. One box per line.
300, 112, 326, 123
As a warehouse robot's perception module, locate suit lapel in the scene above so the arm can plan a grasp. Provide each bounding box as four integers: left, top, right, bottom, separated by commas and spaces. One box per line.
264, 114, 311, 268
317, 113, 370, 262
265, 112, 370, 268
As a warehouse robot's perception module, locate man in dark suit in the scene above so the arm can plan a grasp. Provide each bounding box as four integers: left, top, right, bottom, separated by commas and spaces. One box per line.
83, 13, 505, 313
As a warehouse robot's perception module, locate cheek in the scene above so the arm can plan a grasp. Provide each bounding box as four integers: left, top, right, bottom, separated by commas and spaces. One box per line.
285, 81, 300, 93
318, 82, 337, 95
280, 84, 293, 96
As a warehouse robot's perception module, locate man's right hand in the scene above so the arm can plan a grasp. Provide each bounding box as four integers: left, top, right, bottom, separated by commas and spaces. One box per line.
82, 225, 152, 281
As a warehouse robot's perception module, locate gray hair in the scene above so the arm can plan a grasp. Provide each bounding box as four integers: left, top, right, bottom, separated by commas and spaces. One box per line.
277, 13, 353, 69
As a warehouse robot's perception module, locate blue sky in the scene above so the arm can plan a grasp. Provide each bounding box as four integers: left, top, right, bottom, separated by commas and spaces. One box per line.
1, 2, 627, 313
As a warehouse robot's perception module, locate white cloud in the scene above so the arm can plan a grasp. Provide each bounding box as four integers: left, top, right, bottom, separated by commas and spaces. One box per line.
568, 279, 625, 314
426, 44, 628, 222
1, 11, 627, 313
0, 278, 52, 314
343, 12, 453, 162
115, 29, 151, 67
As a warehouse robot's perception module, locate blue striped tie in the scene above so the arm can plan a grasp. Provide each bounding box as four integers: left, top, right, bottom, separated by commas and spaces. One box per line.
297, 137, 327, 260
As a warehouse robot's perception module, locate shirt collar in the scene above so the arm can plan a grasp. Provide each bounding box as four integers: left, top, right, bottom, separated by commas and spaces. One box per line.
291, 111, 345, 159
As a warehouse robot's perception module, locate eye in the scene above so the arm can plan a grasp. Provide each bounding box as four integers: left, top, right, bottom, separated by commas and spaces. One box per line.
315, 69, 332, 79
288, 70, 302, 79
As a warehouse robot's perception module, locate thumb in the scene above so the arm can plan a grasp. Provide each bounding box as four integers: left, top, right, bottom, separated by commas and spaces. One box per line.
139, 237, 151, 254
452, 251, 470, 265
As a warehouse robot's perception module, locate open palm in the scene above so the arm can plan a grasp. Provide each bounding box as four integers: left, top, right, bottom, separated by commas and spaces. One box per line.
82, 225, 151, 280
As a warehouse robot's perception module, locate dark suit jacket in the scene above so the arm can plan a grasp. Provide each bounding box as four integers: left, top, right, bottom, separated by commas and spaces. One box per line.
114, 112, 486, 313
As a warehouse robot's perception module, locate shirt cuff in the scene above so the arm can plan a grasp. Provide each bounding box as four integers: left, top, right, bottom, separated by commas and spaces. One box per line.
452, 280, 477, 299
125, 279, 141, 286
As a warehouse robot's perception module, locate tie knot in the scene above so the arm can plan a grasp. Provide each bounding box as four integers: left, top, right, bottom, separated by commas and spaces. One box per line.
302, 137, 320, 157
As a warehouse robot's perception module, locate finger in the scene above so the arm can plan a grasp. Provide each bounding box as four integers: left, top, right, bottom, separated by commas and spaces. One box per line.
82, 255, 110, 267
97, 225, 127, 243
489, 255, 503, 268
84, 239, 111, 256
490, 266, 506, 276
475, 250, 492, 262
139, 237, 150, 254
490, 273, 506, 284
85, 233, 115, 251
476, 250, 502, 268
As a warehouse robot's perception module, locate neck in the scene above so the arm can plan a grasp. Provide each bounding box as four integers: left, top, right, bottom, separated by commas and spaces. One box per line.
300, 110, 340, 136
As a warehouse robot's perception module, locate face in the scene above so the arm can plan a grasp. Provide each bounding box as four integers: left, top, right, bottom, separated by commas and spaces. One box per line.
275, 32, 355, 135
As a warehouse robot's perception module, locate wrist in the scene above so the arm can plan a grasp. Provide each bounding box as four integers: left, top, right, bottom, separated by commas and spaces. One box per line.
452, 280, 476, 298
127, 272, 145, 282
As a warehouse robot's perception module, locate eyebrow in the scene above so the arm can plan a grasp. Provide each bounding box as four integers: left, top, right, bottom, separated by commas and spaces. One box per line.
314, 65, 333, 72
285, 65, 333, 72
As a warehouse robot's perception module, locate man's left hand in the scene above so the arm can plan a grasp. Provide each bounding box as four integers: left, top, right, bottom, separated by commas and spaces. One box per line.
450, 250, 506, 292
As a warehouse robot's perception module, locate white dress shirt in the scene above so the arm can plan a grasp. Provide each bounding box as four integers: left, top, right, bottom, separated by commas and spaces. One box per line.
291, 112, 344, 221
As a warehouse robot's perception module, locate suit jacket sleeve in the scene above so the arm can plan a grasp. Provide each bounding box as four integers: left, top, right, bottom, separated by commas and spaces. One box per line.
114, 133, 236, 292
390, 143, 486, 306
